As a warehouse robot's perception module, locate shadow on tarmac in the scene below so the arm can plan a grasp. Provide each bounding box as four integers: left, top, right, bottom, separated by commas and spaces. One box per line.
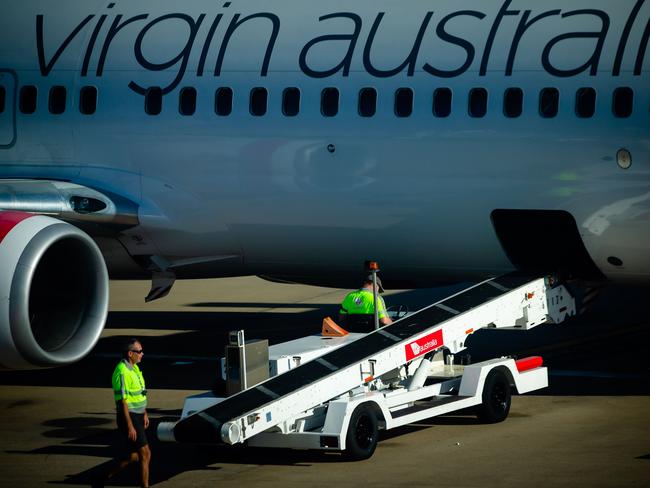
1, 283, 649, 485
19, 417, 226, 486
0, 285, 468, 390
13, 414, 356, 486
2, 283, 648, 394
465, 284, 650, 395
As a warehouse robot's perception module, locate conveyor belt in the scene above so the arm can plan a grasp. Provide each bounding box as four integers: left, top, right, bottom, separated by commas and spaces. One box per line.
172, 273, 535, 443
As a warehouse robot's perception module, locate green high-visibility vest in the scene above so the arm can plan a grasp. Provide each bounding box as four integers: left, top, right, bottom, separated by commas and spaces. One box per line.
112, 359, 147, 413
339, 289, 388, 319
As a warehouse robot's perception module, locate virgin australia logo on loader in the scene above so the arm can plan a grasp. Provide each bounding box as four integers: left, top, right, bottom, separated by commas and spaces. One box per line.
405, 329, 444, 360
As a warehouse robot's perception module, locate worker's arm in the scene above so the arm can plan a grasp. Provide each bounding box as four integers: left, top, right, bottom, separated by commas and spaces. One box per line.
380, 316, 393, 325
144, 410, 149, 429
118, 400, 137, 441
378, 296, 392, 325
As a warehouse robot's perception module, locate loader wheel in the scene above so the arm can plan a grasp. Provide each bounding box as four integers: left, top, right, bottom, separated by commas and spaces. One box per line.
344, 404, 378, 461
477, 369, 511, 423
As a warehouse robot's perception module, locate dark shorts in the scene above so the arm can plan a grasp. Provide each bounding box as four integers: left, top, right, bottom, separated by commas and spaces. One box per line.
116, 410, 148, 453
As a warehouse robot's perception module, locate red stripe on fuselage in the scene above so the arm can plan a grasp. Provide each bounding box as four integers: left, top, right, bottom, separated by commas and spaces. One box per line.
0, 211, 34, 243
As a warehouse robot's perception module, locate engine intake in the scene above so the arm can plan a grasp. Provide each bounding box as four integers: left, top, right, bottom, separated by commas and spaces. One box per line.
0, 211, 109, 369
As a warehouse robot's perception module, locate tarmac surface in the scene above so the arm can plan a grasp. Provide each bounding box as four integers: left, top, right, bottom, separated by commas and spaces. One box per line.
1, 277, 649, 487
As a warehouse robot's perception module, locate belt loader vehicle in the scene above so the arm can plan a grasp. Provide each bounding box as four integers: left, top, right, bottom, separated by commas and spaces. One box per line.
158, 273, 575, 460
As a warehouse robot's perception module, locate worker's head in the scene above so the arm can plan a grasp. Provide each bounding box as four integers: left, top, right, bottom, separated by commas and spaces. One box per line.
363, 274, 385, 293
123, 337, 144, 364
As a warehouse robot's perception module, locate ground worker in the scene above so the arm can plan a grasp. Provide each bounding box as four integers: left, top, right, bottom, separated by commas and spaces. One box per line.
96, 338, 151, 488
338, 275, 393, 330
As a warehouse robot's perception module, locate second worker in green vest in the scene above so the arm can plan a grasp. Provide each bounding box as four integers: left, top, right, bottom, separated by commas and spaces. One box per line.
339, 275, 393, 328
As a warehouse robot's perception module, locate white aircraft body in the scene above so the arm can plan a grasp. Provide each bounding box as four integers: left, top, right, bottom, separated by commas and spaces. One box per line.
0, 0, 649, 369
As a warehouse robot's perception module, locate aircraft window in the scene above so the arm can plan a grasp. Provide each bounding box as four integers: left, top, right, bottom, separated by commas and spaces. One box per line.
215, 87, 233, 116
394, 88, 413, 117
468, 88, 487, 118
433, 88, 452, 118
358, 87, 377, 117
145, 87, 162, 115
19, 85, 37, 114
503, 88, 523, 118
612, 87, 633, 118
282, 87, 300, 117
250, 87, 268, 116
575, 87, 596, 118
48, 86, 66, 115
539, 88, 559, 118
321, 87, 339, 117
179, 87, 197, 116
0, 86, 5, 114
80, 86, 97, 115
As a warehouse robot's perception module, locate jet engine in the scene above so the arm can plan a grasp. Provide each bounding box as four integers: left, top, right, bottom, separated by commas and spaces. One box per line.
0, 211, 109, 369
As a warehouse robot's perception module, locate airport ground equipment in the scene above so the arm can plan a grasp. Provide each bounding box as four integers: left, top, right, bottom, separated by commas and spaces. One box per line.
158, 273, 575, 459
223, 330, 269, 395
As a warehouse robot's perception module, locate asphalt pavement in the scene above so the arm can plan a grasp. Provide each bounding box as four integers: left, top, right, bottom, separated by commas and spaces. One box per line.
0, 277, 648, 487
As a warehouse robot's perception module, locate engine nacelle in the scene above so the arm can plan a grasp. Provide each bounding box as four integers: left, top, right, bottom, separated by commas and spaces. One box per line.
0, 211, 109, 369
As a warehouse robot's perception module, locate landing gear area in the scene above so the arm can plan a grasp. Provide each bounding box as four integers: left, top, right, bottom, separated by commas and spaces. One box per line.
157, 273, 575, 460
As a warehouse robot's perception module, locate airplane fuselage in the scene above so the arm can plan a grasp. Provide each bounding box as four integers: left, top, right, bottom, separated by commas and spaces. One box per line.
1, 0, 649, 287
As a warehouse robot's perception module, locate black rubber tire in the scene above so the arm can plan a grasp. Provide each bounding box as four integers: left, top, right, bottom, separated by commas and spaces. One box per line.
477, 369, 511, 423
344, 403, 379, 460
